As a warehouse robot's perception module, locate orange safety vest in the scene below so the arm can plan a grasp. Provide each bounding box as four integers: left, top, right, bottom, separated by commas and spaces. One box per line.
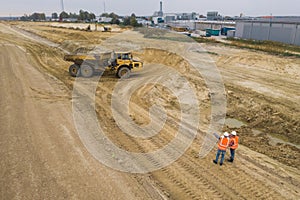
218, 136, 230, 150
230, 136, 239, 150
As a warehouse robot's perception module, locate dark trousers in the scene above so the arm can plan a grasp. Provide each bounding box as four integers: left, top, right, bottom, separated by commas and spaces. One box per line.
215, 149, 226, 164
230, 148, 235, 161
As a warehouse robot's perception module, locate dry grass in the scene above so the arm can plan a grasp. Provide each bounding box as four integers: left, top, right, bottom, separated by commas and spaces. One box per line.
225, 38, 300, 57
192, 36, 300, 57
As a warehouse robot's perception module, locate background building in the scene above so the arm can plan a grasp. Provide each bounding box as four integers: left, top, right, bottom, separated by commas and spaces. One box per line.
236, 20, 300, 46
207, 11, 219, 20
195, 21, 235, 30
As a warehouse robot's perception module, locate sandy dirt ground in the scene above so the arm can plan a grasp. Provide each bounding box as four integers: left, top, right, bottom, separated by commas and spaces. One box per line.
0, 21, 299, 199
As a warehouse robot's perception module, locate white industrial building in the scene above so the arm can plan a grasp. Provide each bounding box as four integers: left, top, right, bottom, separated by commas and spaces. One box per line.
207, 11, 220, 21
98, 17, 112, 23
152, 1, 200, 25
195, 21, 235, 30
235, 20, 300, 46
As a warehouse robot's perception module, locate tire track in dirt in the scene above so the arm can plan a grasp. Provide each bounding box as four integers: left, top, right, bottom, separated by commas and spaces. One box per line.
97, 108, 286, 199
69, 46, 299, 199
90, 67, 289, 199
89, 75, 221, 199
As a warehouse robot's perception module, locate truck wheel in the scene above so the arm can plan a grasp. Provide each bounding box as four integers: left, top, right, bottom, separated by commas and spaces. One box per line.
117, 66, 131, 78
69, 64, 80, 77
80, 65, 94, 78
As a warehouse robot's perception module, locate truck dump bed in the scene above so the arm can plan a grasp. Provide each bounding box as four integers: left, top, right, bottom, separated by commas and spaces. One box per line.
64, 52, 114, 66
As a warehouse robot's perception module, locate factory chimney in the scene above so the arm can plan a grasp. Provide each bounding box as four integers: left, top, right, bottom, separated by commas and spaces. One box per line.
158, 1, 163, 17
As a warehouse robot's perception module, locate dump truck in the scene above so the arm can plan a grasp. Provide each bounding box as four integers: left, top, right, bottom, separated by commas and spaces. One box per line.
64, 51, 143, 78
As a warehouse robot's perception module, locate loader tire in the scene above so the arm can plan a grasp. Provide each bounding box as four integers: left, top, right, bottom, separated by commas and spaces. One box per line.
69, 64, 80, 77
117, 66, 130, 79
80, 65, 94, 78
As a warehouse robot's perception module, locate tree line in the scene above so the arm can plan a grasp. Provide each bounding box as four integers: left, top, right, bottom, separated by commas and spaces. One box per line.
100, 12, 142, 27
20, 10, 143, 27
54, 10, 96, 21
20, 13, 46, 21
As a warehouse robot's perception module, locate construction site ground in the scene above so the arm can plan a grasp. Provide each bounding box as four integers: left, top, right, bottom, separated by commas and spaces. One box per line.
0, 22, 299, 199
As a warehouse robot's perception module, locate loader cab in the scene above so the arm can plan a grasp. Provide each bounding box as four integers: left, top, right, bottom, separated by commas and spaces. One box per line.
116, 52, 132, 60
114, 52, 143, 73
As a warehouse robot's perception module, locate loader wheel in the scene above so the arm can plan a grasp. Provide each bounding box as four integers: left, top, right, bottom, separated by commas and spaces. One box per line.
69, 64, 80, 77
117, 66, 130, 78
80, 65, 94, 78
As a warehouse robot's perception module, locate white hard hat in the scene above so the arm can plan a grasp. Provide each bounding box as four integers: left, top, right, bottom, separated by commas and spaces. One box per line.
231, 131, 237, 136
224, 132, 229, 137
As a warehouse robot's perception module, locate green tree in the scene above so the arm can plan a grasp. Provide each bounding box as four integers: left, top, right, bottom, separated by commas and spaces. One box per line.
59, 11, 69, 19
101, 13, 109, 17
130, 13, 138, 26
89, 13, 96, 20
51, 12, 58, 19
78, 10, 87, 21
123, 16, 130, 26
111, 18, 120, 25
108, 12, 120, 25
30, 13, 46, 21
69, 12, 79, 19
20, 15, 29, 21
127, 13, 142, 27
109, 12, 118, 19
79, 10, 96, 21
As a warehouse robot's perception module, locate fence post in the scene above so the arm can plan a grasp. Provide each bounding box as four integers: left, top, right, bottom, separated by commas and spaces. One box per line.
292, 24, 298, 45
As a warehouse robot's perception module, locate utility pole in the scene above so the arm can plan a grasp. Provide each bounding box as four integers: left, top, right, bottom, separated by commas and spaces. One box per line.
267, 13, 272, 41
61, 0, 65, 12
59, 0, 65, 22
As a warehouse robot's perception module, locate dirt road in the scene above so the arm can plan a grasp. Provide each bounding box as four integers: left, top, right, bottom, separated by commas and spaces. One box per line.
1, 22, 300, 199
0, 25, 162, 199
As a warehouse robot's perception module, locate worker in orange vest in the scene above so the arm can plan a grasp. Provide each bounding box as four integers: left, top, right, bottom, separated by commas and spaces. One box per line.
228, 131, 239, 162
213, 132, 230, 166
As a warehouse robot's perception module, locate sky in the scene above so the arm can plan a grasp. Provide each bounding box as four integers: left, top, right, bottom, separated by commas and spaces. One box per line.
0, 0, 299, 17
